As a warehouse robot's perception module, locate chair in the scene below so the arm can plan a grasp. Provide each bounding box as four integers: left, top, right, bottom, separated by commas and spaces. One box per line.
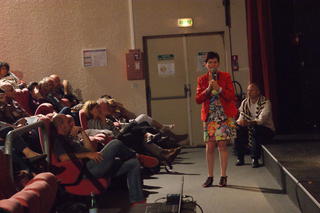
13, 88, 34, 115
0, 151, 16, 199
27, 172, 57, 188
34, 103, 55, 115
0, 198, 24, 213
12, 190, 40, 213
24, 180, 56, 212
50, 146, 109, 195
232, 80, 245, 108
1, 120, 58, 213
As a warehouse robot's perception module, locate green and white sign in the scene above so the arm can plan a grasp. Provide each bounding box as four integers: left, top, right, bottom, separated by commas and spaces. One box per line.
158, 54, 174, 61
157, 54, 175, 76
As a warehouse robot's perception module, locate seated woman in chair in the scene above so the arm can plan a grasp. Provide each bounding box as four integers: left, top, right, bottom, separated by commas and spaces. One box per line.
98, 96, 188, 143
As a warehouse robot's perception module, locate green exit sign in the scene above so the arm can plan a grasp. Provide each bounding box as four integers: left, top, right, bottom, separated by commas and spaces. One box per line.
177, 18, 193, 27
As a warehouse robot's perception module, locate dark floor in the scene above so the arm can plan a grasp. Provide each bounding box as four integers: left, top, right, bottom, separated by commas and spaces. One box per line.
264, 140, 320, 203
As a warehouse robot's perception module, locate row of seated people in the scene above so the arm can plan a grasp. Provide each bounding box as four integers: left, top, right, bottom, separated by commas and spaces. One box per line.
0, 61, 187, 209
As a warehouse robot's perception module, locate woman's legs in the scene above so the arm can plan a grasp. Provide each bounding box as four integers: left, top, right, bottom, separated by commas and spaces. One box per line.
217, 140, 229, 177
134, 114, 153, 126
206, 141, 216, 177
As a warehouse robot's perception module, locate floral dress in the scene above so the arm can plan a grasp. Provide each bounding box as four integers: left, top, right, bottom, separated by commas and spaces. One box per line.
203, 90, 236, 142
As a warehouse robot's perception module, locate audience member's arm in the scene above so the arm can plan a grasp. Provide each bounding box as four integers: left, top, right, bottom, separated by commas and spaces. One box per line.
71, 126, 96, 152
236, 100, 248, 126
58, 152, 103, 162
62, 80, 71, 95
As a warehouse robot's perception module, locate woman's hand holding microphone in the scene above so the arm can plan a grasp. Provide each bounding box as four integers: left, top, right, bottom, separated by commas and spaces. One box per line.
206, 70, 220, 95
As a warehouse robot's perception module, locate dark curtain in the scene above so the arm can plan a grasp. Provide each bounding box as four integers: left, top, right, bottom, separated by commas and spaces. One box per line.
246, 0, 277, 126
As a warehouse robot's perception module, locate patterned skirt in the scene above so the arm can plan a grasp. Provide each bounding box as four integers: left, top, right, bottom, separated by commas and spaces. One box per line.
203, 117, 236, 142
203, 91, 236, 142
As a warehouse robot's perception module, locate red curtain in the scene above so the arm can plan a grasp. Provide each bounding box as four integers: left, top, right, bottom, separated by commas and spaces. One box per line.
246, 0, 278, 123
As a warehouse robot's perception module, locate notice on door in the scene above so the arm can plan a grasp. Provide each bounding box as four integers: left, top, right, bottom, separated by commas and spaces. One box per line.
197, 52, 208, 72
157, 54, 175, 76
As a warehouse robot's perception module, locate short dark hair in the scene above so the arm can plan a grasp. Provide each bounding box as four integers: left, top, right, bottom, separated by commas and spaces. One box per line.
205, 51, 220, 63
27, 81, 39, 91
0, 62, 10, 72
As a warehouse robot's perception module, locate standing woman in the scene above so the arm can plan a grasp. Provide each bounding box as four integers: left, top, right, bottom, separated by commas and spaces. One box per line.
196, 52, 237, 187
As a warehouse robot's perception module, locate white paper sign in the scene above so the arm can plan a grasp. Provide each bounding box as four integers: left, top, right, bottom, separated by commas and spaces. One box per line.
83, 49, 107, 68
157, 62, 175, 76
197, 52, 208, 72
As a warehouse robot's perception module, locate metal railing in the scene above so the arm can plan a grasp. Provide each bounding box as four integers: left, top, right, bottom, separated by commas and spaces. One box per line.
4, 120, 50, 181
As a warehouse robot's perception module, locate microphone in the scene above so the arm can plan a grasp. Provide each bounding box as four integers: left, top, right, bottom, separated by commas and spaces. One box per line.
210, 68, 218, 80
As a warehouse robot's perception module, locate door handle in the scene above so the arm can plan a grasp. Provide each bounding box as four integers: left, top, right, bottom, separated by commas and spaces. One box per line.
184, 84, 191, 97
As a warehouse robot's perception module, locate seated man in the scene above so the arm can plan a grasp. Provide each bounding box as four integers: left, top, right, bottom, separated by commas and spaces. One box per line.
50, 74, 80, 106
52, 114, 146, 205
38, 77, 65, 112
234, 83, 275, 168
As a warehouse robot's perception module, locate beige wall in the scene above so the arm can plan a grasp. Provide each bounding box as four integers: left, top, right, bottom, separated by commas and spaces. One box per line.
0, 0, 144, 112
0, 0, 249, 114
133, 0, 226, 48
230, 0, 250, 92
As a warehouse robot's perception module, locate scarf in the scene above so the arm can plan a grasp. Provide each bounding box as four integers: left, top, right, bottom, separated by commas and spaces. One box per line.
240, 95, 267, 146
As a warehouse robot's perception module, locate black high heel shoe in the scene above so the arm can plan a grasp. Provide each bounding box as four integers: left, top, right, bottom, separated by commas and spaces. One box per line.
202, 177, 213, 187
218, 176, 228, 187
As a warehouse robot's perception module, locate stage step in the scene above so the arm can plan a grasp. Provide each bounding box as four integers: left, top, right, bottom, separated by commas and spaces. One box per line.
262, 141, 320, 213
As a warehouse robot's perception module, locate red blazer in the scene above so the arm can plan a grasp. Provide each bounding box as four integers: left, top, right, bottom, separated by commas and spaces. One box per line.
196, 71, 238, 121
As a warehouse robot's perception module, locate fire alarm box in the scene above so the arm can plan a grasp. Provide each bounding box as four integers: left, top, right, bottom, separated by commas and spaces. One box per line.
126, 49, 144, 80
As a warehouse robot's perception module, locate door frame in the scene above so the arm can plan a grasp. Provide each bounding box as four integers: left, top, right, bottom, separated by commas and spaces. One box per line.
143, 28, 232, 116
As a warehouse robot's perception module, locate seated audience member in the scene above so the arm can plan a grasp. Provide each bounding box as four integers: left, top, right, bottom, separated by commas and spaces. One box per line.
0, 121, 45, 172
52, 114, 146, 205
234, 83, 275, 168
38, 77, 65, 111
83, 101, 180, 163
27, 81, 45, 112
50, 74, 80, 106
0, 87, 45, 160
0, 84, 45, 125
98, 97, 188, 143
1, 82, 35, 115
0, 88, 30, 124
0, 61, 20, 88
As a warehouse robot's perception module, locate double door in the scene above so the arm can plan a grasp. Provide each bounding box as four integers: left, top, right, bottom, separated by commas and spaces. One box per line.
146, 33, 227, 146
